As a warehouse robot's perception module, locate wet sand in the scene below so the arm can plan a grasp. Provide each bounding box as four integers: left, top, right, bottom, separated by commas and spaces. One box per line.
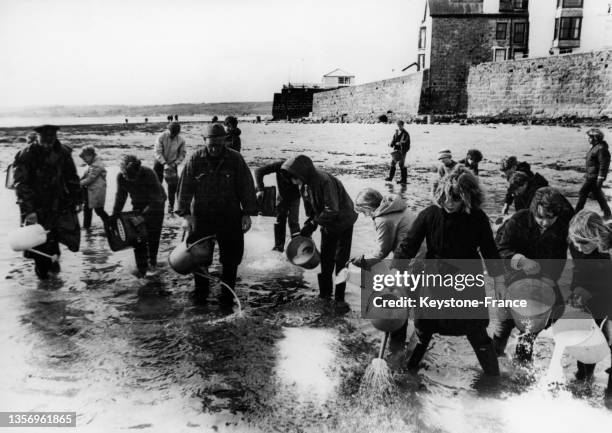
1, 121, 612, 432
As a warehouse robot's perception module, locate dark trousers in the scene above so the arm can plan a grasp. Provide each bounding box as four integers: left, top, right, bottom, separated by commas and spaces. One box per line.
30, 237, 61, 279
192, 214, 244, 298
153, 161, 178, 210
575, 177, 611, 217
319, 225, 353, 301
408, 321, 500, 375
387, 152, 407, 181
274, 197, 300, 248
133, 212, 164, 272
82, 192, 108, 228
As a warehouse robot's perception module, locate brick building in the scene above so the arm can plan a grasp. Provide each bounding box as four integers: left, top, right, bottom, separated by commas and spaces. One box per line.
418, 0, 529, 114
272, 84, 332, 120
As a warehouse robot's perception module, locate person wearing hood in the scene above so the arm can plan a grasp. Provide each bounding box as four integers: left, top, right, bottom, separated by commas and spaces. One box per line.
494, 187, 574, 361
394, 166, 504, 376
12, 124, 82, 279
507, 171, 549, 212
79, 145, 108, 228
281, 155, 358, 314
224, 116, 242, 153
177, 123, 257, 306
254, 159, 301, 252
575, 128, 611, 219
352, 189, 424, 354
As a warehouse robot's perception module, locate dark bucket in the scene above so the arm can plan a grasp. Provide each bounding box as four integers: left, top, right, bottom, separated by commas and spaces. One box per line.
103, 211, 147, 252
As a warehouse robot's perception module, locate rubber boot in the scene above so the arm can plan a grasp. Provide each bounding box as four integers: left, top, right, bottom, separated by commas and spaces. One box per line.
397, 167, 407, 184
385, 165, 396, 182
407, 343, 428, 372
193, 272, 210, 304
474, 344, 501, 376
575, 361, 596, 381
317, 273, 333, 299
272, 223, 285, 252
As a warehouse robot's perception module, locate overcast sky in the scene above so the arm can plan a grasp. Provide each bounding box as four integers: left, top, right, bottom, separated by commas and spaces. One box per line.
0, 0, 423, 107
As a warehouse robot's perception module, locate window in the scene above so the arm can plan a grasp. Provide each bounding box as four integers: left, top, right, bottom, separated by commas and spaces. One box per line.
418, 27, 427, 49
513, 22, 526, 44
558, 0, 583, 8
496, 22, 507, 39
493, 48, 507, 62
512, 0, 528, 9
556, 17, 582, 40
559, 48, 574, 54
418, 54, 425, 70
338, 77, 350, 85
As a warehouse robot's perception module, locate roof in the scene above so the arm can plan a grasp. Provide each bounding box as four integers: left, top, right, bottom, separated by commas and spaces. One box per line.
323, 68, 355, 77
427, 0, 484, 16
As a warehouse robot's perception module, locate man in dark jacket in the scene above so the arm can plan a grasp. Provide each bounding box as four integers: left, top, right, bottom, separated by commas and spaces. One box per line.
494, 187, 574, 361
385, 120, 410, 184
254, 160, 301, 252
12, 124, 82, 279
507, 171, 549, 211
575, 128, 611, 219
281, 155, 358, 314
500, 156, 535, 215
177, 123, 257, 305
224, 116, 241, 153
112, 155, 166, 277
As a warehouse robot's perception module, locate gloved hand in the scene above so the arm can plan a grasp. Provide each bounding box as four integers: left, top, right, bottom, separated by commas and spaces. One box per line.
597, 176, 605, 188
518, 257, 541, 275
24, 212, 38, 225
241, 214, 252, 233
300, 220, 317, 237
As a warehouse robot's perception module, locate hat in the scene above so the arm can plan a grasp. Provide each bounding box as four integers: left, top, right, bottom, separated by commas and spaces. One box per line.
204, 123, 227, 139
33, 124, 60, 134
79, 145, 96, 158
438, 151, 452, 161
587, 128, 604, 139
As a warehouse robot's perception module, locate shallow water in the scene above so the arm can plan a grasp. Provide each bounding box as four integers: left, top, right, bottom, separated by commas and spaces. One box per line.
1, 122, 612, 432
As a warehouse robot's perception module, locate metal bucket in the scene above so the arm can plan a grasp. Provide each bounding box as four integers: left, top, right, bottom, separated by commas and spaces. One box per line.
285, 236, 320, 269
8, 224, 47, 251
366, 292, 408, 333
168, 233, 215, 275
506, 278, 556, 333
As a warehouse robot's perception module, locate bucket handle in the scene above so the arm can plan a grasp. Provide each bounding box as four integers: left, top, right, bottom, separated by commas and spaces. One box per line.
179, 229, 215, 251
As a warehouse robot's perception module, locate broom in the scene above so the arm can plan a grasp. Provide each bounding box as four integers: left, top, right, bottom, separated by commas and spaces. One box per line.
359, 331, 395, 397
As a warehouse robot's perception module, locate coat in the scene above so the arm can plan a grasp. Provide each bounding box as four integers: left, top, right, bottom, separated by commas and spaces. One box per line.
80, 155, 107, 209
504, 161, 534, 206
585, 140, 610, 180
254, 160, 300, 203
177, 146, 257, 219
512, 172, 548, 211
390, 129, 410, 154
225, 128, 242, 153
458, 158, 479, 176
367, 194, 417, 260
281, 155, 357, 234
113, 166, 166, 217
569, 244, 612, 319
394, 205, 504, 334
155, 131, 187, 166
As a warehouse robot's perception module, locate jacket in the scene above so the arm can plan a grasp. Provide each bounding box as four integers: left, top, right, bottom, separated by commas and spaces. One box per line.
155, 131, 186, 166
368, 194, 418, 260
495, 206, 573, 286
512, 172, 548, 211
569, 244, 612, 318
80, 155, 107, 209
390, 129, 410, 154
177, 146, 257, 218
458, 158, 479, 176
504, 161, 534, 206
113, 166, 166, 217
585, 140, 610, 180
281, 155, 357, 233
225, 128, 242, 153
254, 160, 300, 202
13, 139, 82, 221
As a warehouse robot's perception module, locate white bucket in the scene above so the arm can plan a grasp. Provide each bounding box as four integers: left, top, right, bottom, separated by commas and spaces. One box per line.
552, 309, 610, 364
8, 224, 48, 251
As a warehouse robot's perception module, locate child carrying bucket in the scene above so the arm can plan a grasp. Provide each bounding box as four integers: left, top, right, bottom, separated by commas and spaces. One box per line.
567, 210, 612, 404
494, 187, 574, 361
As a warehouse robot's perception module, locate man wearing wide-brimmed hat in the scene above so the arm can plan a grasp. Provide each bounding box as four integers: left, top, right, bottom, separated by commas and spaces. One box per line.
176, 123, 257, 306
12, 124, 82, 279
575, 128, 611, 220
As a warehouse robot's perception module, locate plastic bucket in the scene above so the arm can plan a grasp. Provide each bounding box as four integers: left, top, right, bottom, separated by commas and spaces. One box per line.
285, 236, 320, 269
506, 278, 556, 333
553, 309, 610, 364
8, 224, 47, 251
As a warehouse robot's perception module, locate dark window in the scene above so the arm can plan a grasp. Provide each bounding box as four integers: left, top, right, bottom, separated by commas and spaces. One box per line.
559, 48, 574, 54
513, 22, 526, 44
561, 0, 583, 7
558, 17, 582, 40
496, 22, 507, 39
554, 18, 559, 39
512, 0, 528, 9
418, 27, 427, 49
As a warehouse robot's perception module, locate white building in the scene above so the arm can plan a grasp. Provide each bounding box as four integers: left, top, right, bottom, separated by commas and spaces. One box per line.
322, 69, 355, 88
529, 0, 612, 57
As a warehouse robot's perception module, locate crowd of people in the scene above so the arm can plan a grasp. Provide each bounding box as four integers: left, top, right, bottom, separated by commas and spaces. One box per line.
9, 118, 612, 402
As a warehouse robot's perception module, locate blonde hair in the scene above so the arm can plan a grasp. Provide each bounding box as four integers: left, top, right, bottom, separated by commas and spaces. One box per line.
569, 210, 612, 253
433, 165, 483, 213
355, 188, 383, 214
